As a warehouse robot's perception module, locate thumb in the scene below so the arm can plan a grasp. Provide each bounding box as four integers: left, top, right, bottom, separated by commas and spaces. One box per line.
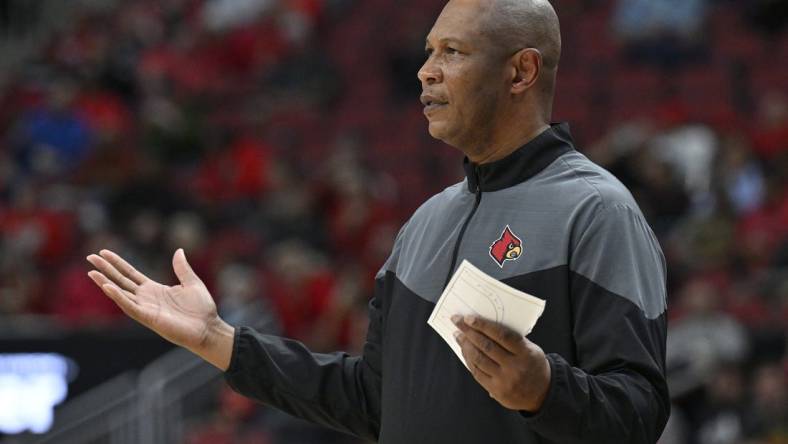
173, 248, 199, 285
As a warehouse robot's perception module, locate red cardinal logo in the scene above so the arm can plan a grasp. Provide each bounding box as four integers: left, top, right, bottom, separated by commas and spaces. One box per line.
489, 225, 523, 268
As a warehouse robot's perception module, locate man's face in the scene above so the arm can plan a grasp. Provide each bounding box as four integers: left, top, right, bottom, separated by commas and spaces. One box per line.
419, 0, 507, 150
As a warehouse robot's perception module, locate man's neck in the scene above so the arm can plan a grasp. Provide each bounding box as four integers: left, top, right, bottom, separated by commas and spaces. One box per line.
465, 121, 551, 165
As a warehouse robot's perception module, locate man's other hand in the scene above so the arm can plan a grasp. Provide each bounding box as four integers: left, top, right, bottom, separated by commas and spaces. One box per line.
86, 248, 234, 370
452, 314, 551, 413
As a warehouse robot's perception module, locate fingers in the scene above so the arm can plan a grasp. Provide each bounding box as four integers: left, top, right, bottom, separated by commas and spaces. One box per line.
100, 249, 149, 284
172, 248, 199, 286
455, 330, 500, 376
87, 271, 145, 321
456, 335, 495, 389
104, 284, 145, 322
87, 254, 139, 293
468, 362, 493, 388
454, 321, 511, 364
460, 314, 523, 353
97, 250, 149, 285
87, 270, 138, 303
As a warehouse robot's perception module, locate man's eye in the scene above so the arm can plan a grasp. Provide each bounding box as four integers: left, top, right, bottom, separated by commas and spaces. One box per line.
446, 47, 459, 54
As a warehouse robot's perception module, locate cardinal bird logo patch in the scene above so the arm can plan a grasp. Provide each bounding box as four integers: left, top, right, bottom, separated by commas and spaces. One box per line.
489, 225, 523, 268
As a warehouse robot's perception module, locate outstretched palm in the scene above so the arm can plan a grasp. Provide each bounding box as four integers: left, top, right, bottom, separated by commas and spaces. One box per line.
87, 249, 218, 351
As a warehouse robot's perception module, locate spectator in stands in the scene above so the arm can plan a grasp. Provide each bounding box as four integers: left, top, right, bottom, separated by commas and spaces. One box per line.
695, 365, 747, 444
745, 363, 788, 441
12, 76, 93, 177
716, 133, 766, 216
750, 91, 788, 160
612, 0, 709, 67
667, 278, 749, 398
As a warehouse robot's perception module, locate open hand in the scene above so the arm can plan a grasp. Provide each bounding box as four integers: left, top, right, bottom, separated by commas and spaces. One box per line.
452, 314, 551, 413
86, 249, 220, 352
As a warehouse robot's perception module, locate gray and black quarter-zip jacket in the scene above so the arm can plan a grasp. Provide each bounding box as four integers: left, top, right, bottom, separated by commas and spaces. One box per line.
224, 122, 670, 443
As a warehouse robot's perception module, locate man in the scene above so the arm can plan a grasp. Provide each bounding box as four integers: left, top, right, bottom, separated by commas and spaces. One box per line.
87, 0, 670, 442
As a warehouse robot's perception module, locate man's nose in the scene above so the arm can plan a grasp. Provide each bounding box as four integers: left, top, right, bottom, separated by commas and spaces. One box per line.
417, 60, 442, 85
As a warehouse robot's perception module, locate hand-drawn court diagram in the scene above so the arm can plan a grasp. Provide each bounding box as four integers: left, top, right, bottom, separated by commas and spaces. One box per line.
428, 260, 547, 369
454, 274, 505, 324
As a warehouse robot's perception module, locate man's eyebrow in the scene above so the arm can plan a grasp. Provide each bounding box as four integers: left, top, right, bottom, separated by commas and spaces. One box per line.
424, 37, 467, 47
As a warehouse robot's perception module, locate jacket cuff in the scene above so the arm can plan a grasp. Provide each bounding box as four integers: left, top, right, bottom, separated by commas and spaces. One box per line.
224, 325, 243, 375
520, 353, 562, 423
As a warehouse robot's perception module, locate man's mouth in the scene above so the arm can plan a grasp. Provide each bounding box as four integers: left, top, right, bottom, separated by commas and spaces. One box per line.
420, 94, 448, 112
424, 102, 448, 114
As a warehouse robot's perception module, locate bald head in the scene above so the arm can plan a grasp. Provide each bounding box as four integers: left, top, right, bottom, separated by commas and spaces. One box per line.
480, 0, 562, 70
476, 0, 562, 119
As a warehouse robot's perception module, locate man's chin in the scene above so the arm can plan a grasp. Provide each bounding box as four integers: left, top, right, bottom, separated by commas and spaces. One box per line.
427, 123, 463, 150
427, 121, 449, 142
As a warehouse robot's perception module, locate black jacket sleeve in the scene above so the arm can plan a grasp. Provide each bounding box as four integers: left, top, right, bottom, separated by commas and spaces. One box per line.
524, 204, 670, 443
223, 280, 385, 441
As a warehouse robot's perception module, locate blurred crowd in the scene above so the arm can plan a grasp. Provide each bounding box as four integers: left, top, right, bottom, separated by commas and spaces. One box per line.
0, 0, 786, 443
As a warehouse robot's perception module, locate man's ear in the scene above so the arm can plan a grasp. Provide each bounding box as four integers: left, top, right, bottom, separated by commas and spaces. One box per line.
510, 48, 542, 95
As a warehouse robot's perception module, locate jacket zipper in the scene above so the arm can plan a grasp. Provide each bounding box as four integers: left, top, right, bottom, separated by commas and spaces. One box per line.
443, 168, 482, 288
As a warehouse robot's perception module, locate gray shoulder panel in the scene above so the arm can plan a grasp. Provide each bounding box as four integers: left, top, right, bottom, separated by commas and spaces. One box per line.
569, 204, 667, 319
393, 181, 475, 299
558, 152, 667, 319
557, 152, 641, 210
375, 181, 472, 286
385, 150, 667, 320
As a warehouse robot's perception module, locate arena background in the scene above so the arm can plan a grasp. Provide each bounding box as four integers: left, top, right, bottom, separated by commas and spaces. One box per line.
0, 0, 786, 443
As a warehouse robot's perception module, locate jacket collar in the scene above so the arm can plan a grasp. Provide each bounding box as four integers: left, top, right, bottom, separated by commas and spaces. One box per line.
463, 122, 575, 193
